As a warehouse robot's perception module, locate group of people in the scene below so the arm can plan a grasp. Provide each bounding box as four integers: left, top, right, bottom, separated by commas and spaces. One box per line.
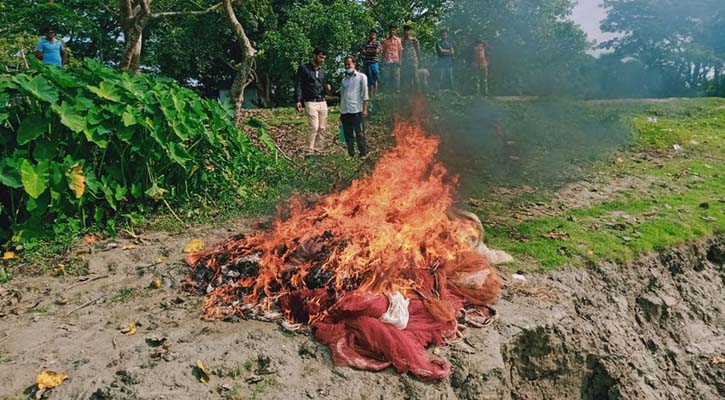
296, 48, 370, 159
296, 26, 491, 158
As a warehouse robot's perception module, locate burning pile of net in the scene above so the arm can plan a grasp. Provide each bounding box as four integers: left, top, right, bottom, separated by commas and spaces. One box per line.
183, 119, 502, 380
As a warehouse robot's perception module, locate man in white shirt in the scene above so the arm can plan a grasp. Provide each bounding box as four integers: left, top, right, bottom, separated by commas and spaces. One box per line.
339, 56, 369, 158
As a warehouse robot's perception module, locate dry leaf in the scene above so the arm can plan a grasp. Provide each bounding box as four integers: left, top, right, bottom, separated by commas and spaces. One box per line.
244, 374, 263, 384
712, 356, 725, 365
122, 245, 138, 250
36, 370, 68, 390
121, 321, 137, 336
183, 239, 205, 253
149, 277, 162, 289
196, 360, 210, 383
540, 230, 570, 240
66, 165, 85, 199
154, 257, 166, 264
2, 251, 17, 260
53, 264, 65, 275
82, 235, 98, 244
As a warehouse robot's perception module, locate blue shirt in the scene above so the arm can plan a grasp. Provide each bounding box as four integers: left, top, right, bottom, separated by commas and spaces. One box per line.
36, 38, 64, 66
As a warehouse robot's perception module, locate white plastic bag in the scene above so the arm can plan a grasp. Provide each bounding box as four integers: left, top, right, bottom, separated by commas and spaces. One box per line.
381, 292, 410, 330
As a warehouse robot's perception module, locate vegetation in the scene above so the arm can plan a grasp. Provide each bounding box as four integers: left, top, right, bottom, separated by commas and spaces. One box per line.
0, 58, 278, 243
469, 98, 725, 270
601, 0, 725, 97
2, 1, 723, 99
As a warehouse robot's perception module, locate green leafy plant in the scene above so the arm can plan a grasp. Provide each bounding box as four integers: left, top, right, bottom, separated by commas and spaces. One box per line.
0, 58, 276, 243
0, 267, 12, 283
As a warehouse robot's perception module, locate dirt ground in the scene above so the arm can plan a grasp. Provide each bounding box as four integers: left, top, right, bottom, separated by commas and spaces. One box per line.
1, 210, 722, 400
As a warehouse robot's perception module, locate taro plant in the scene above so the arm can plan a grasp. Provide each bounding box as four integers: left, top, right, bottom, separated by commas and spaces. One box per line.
0, 58, 277, 243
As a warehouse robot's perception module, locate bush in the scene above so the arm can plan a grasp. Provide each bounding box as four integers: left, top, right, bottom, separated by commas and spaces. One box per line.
0, 58, 277, 243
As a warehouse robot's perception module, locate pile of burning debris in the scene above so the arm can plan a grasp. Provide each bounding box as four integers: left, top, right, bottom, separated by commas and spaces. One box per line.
184, 119, 508, 380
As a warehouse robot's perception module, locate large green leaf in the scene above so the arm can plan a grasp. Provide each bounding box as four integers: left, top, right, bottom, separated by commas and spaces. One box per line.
52, 102, 86, 133
113, 182, 127, 202
33, 139, 58, 162
119, 75, 145, 97
166, 142, 192, 167
82, 125, 109, 149
122, 105, 137, 126
20, 159, 49, 199
43, 66, 84, 89
0, 159, 23, 188
84, 170, 101, 195
12, 75, 59, 103
88, 81, 122, 102
86, 109, 105, 125
26, 193, 49, 216
117, 125, 136, 142
145, 183, 167, 201
16, 113, 50, 145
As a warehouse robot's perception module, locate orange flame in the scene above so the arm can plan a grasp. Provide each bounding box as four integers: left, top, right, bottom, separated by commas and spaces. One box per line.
186, 116, 499, 322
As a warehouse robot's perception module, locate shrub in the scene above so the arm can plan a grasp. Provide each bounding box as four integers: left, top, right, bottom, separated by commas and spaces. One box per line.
0, 58, 276, 242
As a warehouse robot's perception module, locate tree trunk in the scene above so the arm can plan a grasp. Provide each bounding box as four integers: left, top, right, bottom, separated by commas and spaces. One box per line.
223, 0, 257, 126
257, 71, 272, 108
121, 28, 144, 73
119, 0, 150, 74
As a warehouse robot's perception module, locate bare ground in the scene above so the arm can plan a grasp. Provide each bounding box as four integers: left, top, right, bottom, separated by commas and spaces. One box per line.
1, 212, 722, 399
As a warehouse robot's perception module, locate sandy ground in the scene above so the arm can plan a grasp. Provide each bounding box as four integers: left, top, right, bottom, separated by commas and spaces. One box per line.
1, 212, 722, 400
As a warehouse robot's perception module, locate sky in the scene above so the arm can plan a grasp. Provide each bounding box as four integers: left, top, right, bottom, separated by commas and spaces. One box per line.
571, 0, 617, 44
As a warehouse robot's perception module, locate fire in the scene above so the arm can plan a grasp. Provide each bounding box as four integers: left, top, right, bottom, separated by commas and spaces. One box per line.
184, 115, 501, 379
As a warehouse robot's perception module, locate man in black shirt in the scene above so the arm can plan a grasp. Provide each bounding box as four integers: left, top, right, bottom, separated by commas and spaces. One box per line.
296, 48, 331, 155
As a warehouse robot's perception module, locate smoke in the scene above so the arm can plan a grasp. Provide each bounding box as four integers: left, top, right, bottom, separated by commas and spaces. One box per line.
372, 0, 635, 194
423, 94, 630, 194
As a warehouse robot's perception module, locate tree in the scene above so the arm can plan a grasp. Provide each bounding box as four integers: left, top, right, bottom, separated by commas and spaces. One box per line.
223, 0, 256, 125
366, 0, 448, 48
117, 0, 224, 73
147, 0, 374, 107
0, 0, 122, 63
445, 0, 591, 96
601, 0, 725, 96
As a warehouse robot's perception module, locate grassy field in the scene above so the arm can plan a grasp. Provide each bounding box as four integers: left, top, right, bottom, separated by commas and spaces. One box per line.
470, 98, 725, 270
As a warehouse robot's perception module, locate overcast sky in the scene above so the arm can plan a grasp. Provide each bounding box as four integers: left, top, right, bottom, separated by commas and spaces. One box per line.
571, 0, 617, 44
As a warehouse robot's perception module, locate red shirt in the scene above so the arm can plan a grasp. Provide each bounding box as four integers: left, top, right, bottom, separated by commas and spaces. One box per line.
472, 44, 488, 70
382, 36, 402, 64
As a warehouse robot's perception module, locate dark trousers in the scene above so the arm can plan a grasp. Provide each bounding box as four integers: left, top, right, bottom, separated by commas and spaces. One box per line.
400, 62, 419, 93
340, 112, 367, 157
438, 58, 453, 90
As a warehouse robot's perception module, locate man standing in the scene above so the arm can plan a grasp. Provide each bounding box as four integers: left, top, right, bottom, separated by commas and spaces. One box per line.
381, 25, 402, 93
400, 25, 421, 94
296, 48, 331, 155
339, 56, 369, 158
436, 31, 455, 90
471, 40, 489, 96
35, 25, 67, 67
360, 30, 382, 96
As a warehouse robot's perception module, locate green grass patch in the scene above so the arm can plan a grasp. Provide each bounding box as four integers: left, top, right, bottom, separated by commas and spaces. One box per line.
483, 98, 725, 270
